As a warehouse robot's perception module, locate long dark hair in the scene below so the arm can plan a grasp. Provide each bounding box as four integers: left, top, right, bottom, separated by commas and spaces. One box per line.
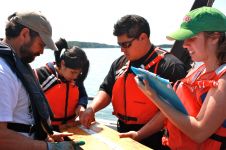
54, 38, 89, 83
205, 32, 226, 66
217, 32, 226, 65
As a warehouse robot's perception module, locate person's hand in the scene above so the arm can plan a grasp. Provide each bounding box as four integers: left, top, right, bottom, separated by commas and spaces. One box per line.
47, 131, 74, 142
134, 75, 158, 100
75, 105, 86, 119
79, 107, 95, 128
47, 140, 85, 150
119, 131, 140, 141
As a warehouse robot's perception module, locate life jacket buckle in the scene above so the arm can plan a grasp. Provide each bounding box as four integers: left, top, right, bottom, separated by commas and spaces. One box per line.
29, 124, 35, 136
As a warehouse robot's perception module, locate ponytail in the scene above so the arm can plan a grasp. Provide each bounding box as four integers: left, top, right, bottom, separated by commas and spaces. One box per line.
54, 38, 68, 67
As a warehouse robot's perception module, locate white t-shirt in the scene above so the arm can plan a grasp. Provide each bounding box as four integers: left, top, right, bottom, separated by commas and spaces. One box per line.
0, 57, 34, 137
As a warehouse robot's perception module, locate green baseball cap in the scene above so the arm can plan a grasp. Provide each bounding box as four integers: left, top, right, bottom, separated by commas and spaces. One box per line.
167, 6, 226, 41
10, 11, 58, 51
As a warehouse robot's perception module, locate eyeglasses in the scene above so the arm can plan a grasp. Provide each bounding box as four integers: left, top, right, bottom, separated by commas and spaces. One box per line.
118, 38, 136, 48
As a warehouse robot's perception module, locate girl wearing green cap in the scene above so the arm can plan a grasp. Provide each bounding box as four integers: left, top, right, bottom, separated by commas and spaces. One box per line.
135, 7, 226, 150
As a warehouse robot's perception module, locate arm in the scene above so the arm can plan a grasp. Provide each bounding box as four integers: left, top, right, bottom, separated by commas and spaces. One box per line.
80, 90, 111, 128
90, 90, 111, 113
135, 74, 226, 143
119, 111, 165, 141
76, 82, 88, 118
0, 122, 47, 150
80, 58, 117, 128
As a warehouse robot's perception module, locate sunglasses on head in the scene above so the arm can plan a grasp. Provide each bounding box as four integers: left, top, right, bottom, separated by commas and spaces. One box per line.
118, 38, 136, 48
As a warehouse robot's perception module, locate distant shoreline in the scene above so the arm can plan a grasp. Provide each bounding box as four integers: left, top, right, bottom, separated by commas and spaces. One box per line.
68, 41, 172, 49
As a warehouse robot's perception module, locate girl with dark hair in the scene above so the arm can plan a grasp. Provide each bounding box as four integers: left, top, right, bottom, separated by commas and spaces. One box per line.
35, 38, 90, 131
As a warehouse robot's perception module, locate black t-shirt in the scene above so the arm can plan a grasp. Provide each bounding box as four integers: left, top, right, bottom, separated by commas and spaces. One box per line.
100, 45, 187, 97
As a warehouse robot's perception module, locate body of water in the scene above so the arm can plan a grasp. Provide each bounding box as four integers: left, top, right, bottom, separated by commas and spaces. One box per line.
31, 48, 122, 122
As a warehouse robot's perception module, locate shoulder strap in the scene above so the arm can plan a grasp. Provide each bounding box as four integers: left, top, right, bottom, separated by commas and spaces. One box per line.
0, 43, 53, 139
210, 134, 226, 150
45, 62, 57, 75
144, 47, 167, 73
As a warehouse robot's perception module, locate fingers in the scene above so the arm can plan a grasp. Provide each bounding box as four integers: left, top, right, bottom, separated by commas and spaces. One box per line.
60, 132, 74, 136
53, 131, 74, 136
80, 108, 95, 128
47, 136, 55, 142
118, 133, 129, 138
80, 114, 89, 128
119, 131, 138, 140
50, 131, 74, 142
82, 117, 91, 128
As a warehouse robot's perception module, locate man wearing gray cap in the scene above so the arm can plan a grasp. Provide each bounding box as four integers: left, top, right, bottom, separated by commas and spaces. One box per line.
0, 11, 82, 150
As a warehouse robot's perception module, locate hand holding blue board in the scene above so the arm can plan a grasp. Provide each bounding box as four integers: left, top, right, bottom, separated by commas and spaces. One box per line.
131, 67, 188, 114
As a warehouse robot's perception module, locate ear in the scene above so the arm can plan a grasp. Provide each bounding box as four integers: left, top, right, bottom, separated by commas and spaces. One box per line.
139, 33, 148, 41
210, 32, 221, 44
20, 28, 30, 41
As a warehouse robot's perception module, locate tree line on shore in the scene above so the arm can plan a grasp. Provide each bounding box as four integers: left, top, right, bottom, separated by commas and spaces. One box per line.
68, 41, 172, 49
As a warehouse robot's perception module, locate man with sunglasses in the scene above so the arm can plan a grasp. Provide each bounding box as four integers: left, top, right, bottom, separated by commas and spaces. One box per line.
80, 14, 187, 149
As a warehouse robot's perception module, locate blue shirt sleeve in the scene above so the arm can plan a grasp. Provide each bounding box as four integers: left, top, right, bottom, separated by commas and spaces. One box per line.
77, 82, 88, 108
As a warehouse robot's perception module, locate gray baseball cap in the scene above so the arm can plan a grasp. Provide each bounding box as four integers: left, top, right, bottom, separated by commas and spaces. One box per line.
11, 11, 58, 51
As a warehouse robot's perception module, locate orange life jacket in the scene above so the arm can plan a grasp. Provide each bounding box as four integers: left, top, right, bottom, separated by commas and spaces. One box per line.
42, 63, 79, 125
112, 47, 166, 124
45, 82, 79, 125
164, 64, 226, 150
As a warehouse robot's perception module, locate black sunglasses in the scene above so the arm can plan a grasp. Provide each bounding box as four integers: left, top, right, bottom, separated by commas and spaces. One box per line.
118, 38, 136, 48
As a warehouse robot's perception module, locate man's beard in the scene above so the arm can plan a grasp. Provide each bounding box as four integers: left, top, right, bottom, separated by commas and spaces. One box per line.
19, 42, 38, 64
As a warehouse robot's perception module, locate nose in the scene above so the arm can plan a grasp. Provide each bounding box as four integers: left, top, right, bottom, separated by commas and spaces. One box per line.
121, 47, 126, 52
39, 47, 44, 54
182, 39, 189, 49
40, 49, 44, 54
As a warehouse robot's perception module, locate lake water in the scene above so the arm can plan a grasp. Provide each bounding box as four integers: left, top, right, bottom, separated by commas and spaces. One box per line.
31, 48, 122, 122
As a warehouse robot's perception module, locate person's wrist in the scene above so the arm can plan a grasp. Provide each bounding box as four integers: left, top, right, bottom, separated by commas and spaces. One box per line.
136, 130, 142, 141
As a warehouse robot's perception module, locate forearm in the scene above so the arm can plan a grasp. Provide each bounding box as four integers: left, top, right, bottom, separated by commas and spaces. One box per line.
137, 111, 165, 141
0, 128, 47, 150
90, 90, 111, 113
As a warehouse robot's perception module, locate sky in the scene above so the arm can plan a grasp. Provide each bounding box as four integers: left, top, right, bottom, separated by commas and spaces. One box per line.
0, 0, 225, 45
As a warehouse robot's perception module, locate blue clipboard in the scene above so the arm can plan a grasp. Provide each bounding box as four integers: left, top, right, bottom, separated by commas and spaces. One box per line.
131, 67, 187, 114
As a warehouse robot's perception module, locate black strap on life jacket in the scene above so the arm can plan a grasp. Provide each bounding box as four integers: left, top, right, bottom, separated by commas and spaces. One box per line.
117, 113, 138, 122
0, 43, 53, 140
210, 134, 226, 150
7, 122, 37, 135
